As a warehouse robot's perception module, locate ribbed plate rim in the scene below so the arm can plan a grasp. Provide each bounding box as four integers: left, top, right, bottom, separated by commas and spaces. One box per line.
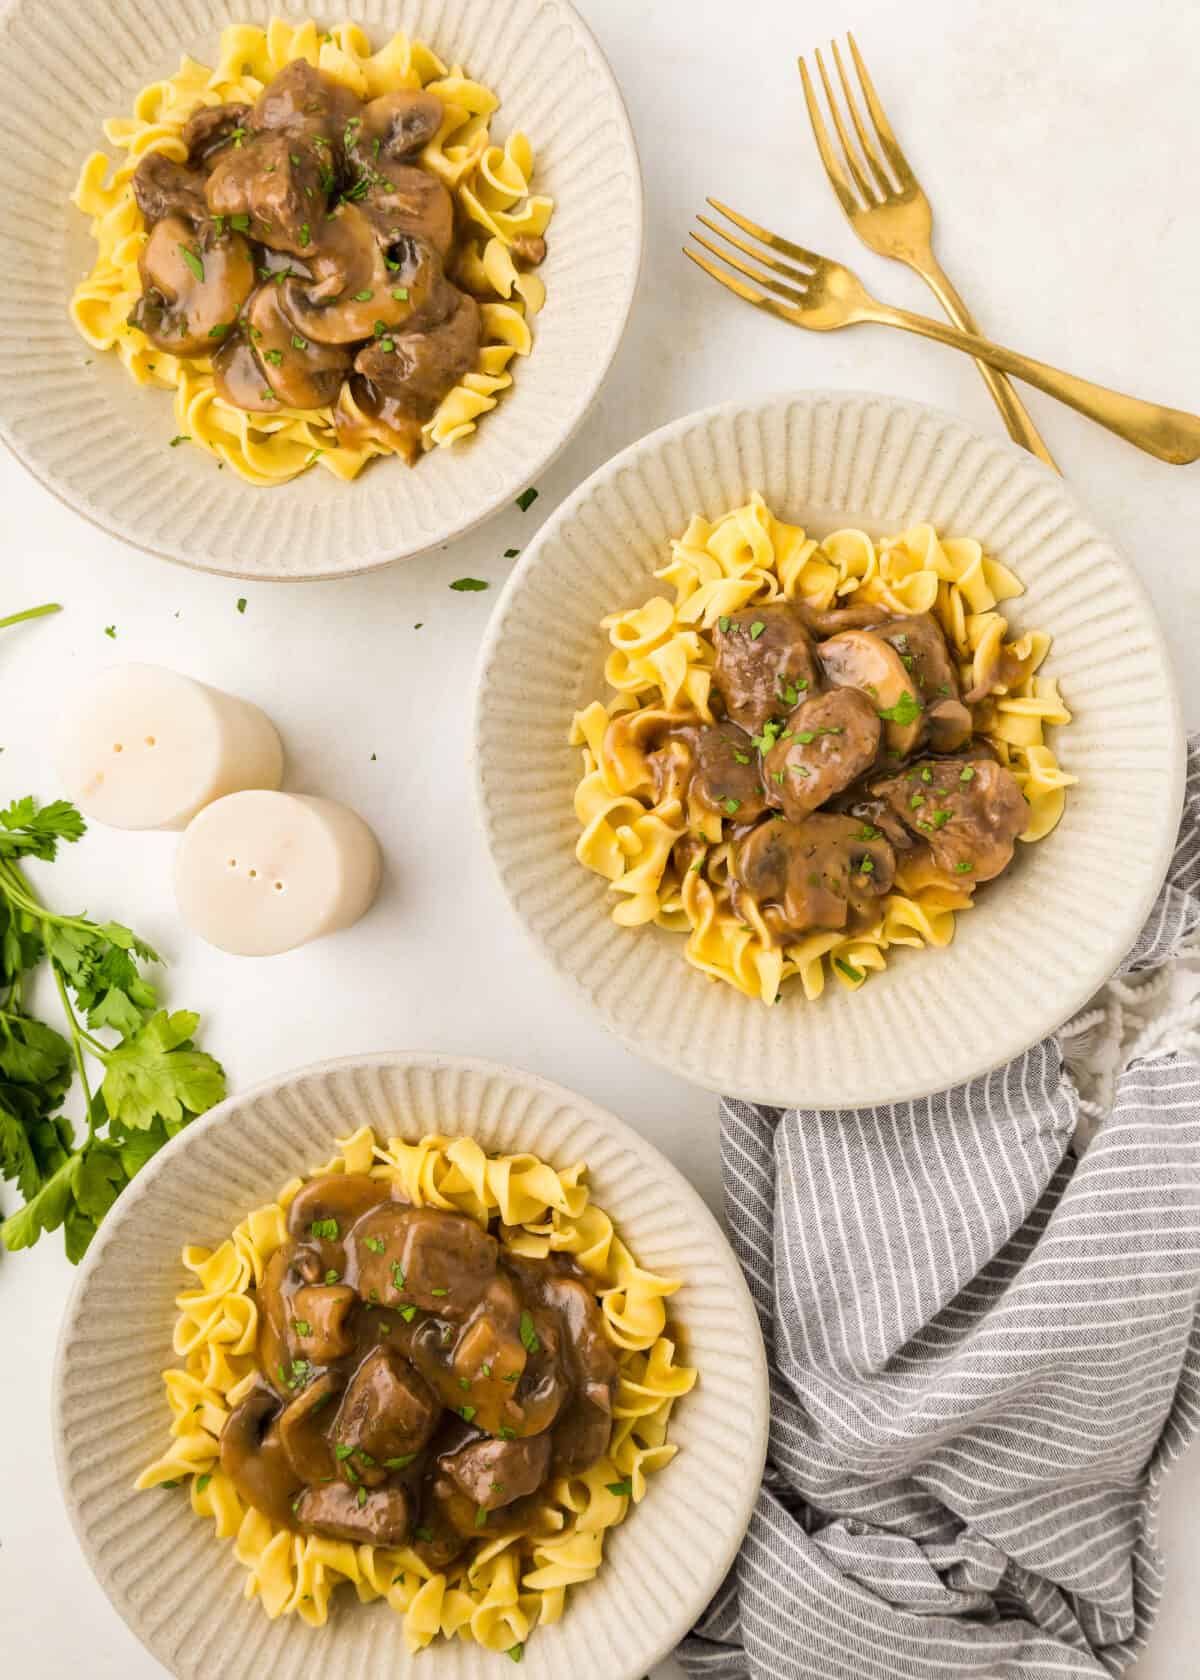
470, 387, 1186, 1109
53, 1050, 769, 1680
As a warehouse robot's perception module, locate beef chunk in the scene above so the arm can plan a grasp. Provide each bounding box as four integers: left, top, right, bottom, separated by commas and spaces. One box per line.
762, 688, 881, 821
712, 603, 819, 735
871, 757, 1028, 882
440, 1433, 552, 1510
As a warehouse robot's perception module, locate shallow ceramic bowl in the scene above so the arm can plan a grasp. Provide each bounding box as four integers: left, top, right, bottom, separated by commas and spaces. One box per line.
54, 1052, 767, 1680
473, 390, 1185, 1109
0, 0, 641, 579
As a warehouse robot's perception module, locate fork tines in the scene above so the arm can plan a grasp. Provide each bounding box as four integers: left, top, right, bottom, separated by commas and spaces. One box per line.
684, 199, 814, 315
798, 34, 912, 212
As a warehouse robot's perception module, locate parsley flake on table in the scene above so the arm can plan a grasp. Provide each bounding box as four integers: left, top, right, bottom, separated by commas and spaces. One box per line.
236, 597, 247, 614
0, 603, 61, 632
103, 625, 117, 639
515, 487, 538, 512
0, 798, 225, 1261
449, 577, 488, 592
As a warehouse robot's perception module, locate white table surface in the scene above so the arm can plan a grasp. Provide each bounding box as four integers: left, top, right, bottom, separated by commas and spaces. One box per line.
2, 0, 1198, 1673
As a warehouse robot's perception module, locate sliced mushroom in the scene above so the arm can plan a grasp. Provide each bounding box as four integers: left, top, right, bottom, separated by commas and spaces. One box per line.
291, 1283, 358, 1362
220, 1387, 299, 1528
871, 757, 1028, 883
280, 209, 439, 344
131, 216, 255, 354
295, 1477, 412, 1545
234, 281, 353, 410
794, 599, 888, 636
731, 812, 895, 944
440, 1433, 552, 1511
819, 629, 924, 757
359, 162, 455, 261
286, 1172, 393, 1242
182, 103, 252, 167
357, 90, 445, 160
712, 603, 819, 735
762, 688, 881, 821
132, 153, 208, 227
206, 131, 326, 256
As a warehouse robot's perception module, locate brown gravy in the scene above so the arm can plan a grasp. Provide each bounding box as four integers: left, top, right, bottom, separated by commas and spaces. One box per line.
220, 1173, 617, 1568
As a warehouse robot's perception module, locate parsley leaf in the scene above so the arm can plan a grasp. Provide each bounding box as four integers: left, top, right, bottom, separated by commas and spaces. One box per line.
449, 577, 488, 592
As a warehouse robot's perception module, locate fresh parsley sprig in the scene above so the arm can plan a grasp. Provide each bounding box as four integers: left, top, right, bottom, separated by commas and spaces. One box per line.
0, 796, 225, 1261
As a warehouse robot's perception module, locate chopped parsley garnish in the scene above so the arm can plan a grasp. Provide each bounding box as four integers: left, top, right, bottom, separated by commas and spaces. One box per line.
606, 1479, 633, 1497
392, 1260, 406, 1290
772, 770, 785, 784
920, 767, 933, 783
310, 1218, 339, 1239
858, 856, 875, 874
160, 1480, 181, 1489
959, 766, 976, 782
777, 676, 807, 705
300, 222, 311, 246
749, 620, 766, 640
516, 487, 539, 512
229, 213, 251, 232
356, 1486, 367, 1507
291, 334, 309, 351
431, 1287, 449, 1297
263, 349, 284, 366
169, 434, 190, 447
364, 1235, 385, 1253
392, 287, 409, 301
449, 577, 488, 591
414, 1526, 434, 1543
717, 615, 732, 633
399, 1305, 417, 1323
334, 1443, 355, 1461
178, 243, 204, 281
507, 1648, 523, 1665
794, 731, 815, 744
459, 1377, 471, 1390
877, 691, 921, 726
236, 597, 247, 614
499, 1426, 518, 1440
834, 957, 865, 983
353, 289, 374, 302
481, 1362, 492, 1377
723, 797, 741, 815
733, 749, 750, 765
955, 860, 974, 873
910, 792, 924, 808
856, 824, 882, 840
519, 1311, 540, 1354
930, 809, 953, 829
293, 1318, 312, 1336
195, 1473, 212, 1493
475, 1506, 488, 1528
207, 322, 230, 338
459, 1405, 477, 1422
324, 1269, 340, 1284
384, 1453, 418, 1470
104, 625, 117, 638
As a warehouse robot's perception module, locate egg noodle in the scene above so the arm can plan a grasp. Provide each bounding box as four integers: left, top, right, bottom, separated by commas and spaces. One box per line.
137, 1126, 694, 1656
571, 494, 1076, 1005
70, 17, 553, 486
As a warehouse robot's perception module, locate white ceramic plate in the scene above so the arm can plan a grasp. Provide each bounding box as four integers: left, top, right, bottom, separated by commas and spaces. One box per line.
0, 0, 641, 580
473, 390, 1186, 1109
54, 1052, 767, 1680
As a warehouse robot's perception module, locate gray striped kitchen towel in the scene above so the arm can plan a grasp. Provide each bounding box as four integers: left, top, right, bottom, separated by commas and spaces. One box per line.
679, 740, 1200, 1680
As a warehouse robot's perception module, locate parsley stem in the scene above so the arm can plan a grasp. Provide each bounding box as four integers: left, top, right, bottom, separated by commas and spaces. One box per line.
48, 951, 97, 1142
0, 602, 62, 631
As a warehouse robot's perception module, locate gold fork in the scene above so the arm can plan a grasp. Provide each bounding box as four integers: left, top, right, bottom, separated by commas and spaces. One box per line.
800, 36, 1058, 471
684, 203, 1200, 466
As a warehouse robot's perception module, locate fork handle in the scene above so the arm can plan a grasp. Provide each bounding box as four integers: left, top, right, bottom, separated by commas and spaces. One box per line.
919, 259, 1059, 473
874, 303, 1200, 465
